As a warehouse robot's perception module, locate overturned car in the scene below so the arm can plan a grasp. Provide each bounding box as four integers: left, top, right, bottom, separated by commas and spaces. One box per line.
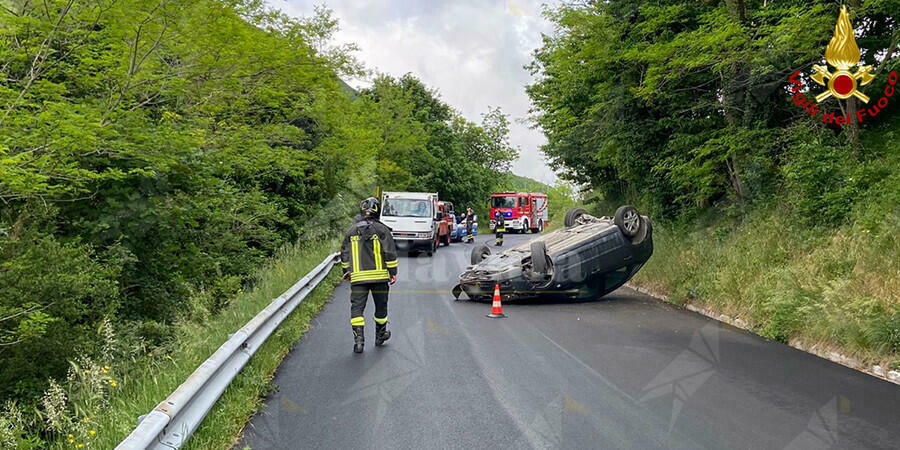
452, 206, 653, 301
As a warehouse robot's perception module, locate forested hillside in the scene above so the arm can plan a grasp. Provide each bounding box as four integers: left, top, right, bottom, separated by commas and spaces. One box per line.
0, 1, 517, 442
528, 1, 899, 367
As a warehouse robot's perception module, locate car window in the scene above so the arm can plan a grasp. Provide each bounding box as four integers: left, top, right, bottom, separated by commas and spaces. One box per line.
382, 199, 432, 217
491, 196, 516, 208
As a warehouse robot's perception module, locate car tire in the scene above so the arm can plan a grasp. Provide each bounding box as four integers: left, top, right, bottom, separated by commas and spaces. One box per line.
631, 216, 651, 245
471, 244, 491, 265
531, 240, 549, 274
614, 205, 643, 238
564, 208, 587, 227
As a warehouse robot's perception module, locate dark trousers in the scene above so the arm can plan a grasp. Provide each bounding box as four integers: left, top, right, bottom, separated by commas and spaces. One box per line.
350, 282, 389, 325
466, 224, 474, 241
495, 228, 504, 244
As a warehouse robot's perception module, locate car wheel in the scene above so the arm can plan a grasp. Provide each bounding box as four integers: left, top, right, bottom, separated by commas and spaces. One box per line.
564, 208, 587, 227
531, 240, 549, 274
631, 216, 651, 245
471, 244, 491, 264
614, 205, 643, 238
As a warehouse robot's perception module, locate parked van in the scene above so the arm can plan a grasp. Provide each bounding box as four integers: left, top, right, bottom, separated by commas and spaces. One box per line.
380, 192, 443, 256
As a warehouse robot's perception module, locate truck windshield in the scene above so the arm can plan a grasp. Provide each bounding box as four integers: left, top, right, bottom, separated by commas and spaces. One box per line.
491, 196, 517, 208
382, 198, 432, 217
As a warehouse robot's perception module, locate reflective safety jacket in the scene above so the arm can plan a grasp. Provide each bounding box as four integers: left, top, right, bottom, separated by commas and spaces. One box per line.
341, 217, 398, 285
495, 216, 506, 233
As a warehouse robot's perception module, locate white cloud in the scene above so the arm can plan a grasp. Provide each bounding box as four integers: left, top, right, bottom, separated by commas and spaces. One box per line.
271, 0, 558, 184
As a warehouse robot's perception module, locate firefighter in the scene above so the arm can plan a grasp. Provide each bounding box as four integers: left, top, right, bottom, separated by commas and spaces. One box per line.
465, 206, 475, 243
494, 210, 505, 246
340, 197, 398, 353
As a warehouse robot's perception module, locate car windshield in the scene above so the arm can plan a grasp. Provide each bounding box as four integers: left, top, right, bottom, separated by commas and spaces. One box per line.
382, 198, 432, 217
492, 196, 517, 208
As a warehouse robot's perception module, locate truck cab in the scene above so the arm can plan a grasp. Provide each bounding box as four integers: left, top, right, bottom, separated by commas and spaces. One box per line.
489, 192, 549, 234
380, 191, 443, 256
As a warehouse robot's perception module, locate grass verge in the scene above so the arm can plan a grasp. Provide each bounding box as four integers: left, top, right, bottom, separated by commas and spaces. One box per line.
58, 239, 341, 450
630, 207, 900, 371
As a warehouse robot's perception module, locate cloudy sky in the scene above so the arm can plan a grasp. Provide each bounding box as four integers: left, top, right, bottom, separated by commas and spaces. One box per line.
271, 0, 559, 184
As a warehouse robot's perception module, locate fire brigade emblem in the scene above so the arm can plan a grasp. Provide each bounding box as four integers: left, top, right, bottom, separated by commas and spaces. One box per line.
811, 5, 875, 103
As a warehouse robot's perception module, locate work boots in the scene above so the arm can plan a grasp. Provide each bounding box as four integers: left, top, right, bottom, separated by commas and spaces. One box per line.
352, 326, 365, 353
374, 323, 391, 346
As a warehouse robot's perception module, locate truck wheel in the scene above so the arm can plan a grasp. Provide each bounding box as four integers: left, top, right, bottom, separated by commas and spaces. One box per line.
564, 208, 587, 227
471, 244, 491, 264
537, 219, 543, 233
523, 219, 529, 233
531, 240, 549, 274
614, 205, 643, 238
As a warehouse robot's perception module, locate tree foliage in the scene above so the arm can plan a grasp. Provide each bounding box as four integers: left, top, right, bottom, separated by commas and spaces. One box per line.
528, 0, 899, 216
0, 0, 516, 404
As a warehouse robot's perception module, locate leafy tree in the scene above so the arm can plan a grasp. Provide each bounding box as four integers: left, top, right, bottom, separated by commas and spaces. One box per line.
0, 0, 520, 405
527, 0, 899, 216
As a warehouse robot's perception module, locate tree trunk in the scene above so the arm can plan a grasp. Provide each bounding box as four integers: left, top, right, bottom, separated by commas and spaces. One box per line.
847, 97, 861, 156
724, 0, 748, 205
846, 0, 862, 155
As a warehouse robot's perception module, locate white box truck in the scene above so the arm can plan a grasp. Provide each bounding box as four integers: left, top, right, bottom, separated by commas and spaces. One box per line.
380, 191, 442, 256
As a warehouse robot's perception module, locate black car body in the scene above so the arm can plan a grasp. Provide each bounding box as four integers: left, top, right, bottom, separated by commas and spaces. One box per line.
453, 206, 653, 301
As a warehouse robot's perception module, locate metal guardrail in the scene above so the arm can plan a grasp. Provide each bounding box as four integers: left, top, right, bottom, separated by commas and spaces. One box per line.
117, 253, 340, 450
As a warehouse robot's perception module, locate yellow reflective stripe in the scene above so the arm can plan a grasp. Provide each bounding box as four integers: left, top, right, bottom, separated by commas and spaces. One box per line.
350, 316, 365, 326
385, 260, 398, 268
352, 269, 389, 277
350, 269, 389, 282
351, 275, 390, 282
350, 235, 360, 272
351, 275, 389, 282
340, 262, 349, 268
374, 316, 388, 325
372, 234, 382, 271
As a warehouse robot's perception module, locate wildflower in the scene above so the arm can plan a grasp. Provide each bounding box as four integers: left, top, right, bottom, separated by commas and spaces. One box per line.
90, 430, 96, 436
69, 439, 74, 444
77, 444, 84, 448
102, 366, 110, 374
109, 380, 117, 387
68, 434, 74, 438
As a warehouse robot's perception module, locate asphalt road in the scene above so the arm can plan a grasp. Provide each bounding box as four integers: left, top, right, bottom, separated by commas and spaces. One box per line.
238, 232, 900, 449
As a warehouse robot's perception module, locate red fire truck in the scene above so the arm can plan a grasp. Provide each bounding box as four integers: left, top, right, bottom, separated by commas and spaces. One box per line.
489, 192, 548, 233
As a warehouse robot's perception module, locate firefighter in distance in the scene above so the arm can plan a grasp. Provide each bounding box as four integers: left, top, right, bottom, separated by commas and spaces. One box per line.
494, 210, 505, 246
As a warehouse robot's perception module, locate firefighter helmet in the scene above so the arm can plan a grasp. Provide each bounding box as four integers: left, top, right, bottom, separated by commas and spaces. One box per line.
360, 197, 380, 217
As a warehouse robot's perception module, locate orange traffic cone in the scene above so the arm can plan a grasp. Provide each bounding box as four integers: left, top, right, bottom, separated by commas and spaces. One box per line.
486, 283, 506, 318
